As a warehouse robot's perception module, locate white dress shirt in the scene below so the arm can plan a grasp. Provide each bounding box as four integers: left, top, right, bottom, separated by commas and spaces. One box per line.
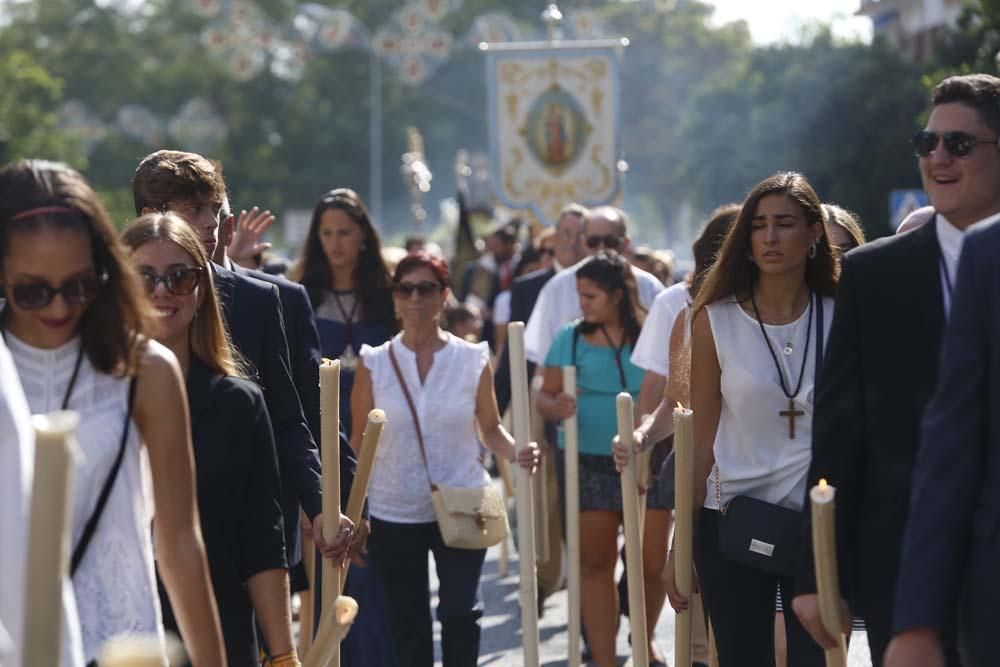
524, 258, 665, 364
936, 211, 1000, 316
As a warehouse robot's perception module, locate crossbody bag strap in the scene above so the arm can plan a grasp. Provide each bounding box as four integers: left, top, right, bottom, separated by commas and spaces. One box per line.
387, 343, 436, 492
71, 375, 138, 576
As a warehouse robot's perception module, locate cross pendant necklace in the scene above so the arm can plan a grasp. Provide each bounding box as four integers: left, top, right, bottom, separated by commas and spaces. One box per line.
750, 289, 814, 440
779, 397, 805, 439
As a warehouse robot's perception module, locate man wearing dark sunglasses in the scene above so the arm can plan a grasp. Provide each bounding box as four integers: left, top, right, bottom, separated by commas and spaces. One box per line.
795, 74, 1000, 667
524, 205, 663, 366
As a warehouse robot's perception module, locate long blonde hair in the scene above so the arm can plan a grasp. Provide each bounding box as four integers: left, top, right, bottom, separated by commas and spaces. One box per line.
121, 213, 245, 378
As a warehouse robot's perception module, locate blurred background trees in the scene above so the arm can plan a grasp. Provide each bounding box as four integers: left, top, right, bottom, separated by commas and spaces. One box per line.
0, 0, 992, 249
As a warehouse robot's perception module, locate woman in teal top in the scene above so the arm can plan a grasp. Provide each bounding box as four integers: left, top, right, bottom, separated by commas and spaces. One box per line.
538, 251, 672, 667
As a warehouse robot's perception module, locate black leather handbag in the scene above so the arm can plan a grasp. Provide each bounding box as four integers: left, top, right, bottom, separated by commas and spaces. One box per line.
715, 297, 825, 577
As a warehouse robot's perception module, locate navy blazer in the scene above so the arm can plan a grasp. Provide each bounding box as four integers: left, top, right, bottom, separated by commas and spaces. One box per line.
894, 219, 1000, 665
494, 266, 557, 414
211, 265, 322, 538
160, 358, 286, 667
797, 221, 946, 623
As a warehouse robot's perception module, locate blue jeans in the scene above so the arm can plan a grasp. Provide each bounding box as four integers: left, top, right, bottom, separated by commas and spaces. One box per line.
368, 517, 486, 667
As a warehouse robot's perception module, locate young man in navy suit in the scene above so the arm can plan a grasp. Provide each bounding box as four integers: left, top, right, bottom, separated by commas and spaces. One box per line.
794, 74, 1000, 666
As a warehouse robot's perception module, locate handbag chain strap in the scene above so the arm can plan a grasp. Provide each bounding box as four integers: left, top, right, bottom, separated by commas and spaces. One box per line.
388, 343, 437, 492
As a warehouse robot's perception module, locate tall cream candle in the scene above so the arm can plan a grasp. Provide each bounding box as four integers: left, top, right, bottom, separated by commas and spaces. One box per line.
338, 409, 385, 592
810, 479, 847, 667
22, 411, 79, 667
562, 366, 581, 667
672, 406, 694, 667
319, 358, 341, 665
616, 393, 649, 667
507, 322, 540, 666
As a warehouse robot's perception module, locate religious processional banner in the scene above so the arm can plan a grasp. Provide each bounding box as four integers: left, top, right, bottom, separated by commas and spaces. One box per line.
484, 40, 624, 225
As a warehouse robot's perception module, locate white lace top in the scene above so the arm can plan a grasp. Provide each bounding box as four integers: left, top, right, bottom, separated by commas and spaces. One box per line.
361, 333, 491, 523
6, 334, 164, 662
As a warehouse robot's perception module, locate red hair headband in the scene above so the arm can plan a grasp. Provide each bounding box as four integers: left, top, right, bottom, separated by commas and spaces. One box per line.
11, 206, 80, 221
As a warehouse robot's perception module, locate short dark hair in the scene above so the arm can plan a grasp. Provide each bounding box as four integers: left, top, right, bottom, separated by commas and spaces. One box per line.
932, 74, 1000, 136
393, 251, 451, 288
132, 150, 227, 215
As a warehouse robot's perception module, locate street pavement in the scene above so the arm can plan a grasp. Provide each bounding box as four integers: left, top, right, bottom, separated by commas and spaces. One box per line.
426, 537, 874, 666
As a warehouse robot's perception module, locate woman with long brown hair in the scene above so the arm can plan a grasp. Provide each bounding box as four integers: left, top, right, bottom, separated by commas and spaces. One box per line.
289, 187, 396, 666
665, 172, 838, 666
0, 160, 225, 664
123, 213, 313, 666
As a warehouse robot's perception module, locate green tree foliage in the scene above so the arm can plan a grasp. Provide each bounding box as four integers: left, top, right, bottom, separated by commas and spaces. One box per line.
0, 49, 83, 167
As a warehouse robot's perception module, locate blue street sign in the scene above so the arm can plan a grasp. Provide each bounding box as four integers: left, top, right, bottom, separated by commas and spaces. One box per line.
890, 189, 930, 231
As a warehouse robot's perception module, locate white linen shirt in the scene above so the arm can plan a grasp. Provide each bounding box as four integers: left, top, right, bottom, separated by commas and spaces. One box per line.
630, 282, 690, 376
524, 258, 665, 364
361, 333, 491, 523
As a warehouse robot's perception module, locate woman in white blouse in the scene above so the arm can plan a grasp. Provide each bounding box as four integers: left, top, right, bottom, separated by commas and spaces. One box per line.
350, 252, 539, 667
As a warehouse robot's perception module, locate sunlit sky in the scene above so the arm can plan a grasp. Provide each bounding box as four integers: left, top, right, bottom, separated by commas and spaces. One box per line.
707, 0, 873, 44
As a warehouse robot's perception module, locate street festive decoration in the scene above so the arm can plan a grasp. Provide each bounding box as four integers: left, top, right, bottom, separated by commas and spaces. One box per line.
483, 36, 626, 225
57, 98, 227, 157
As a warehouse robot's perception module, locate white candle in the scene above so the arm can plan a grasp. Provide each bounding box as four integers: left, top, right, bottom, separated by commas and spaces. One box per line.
809, 479, 847, 667
507, 322, 540, 666
672, 405, 694, 667
337, 409, 385, 592
22, 411, 80, 667
616, 393, 649, 667
562, 366, 581, 667
319, 358, 341, 667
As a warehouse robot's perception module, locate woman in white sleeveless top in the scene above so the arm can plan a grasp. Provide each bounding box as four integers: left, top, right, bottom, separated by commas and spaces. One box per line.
351, 252, 539, 667
663, 172, 838, 666
0, 161, 225, 665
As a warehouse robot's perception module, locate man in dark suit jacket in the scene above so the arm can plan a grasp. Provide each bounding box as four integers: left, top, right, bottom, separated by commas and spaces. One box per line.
885, 223, 1000, 667
132, 151, 328, 568
794, 74, 1000, 665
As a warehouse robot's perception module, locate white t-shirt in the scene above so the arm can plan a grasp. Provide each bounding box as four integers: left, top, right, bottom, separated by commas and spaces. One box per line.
524, 258, 664, 364
630, 282, 690, 376
0, 337, 84, 667
361, 333, 491, 523
705, 295, 834, 512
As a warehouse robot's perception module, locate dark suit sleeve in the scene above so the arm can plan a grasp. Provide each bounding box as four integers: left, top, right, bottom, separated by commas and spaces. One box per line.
494, 278, 537, 415
892, 236, 991, 633
259, 284, 323, 520
339, 431, 361, 514
797, 253, 869, 601
291, 283, 323, 449
238, 383, 288, 579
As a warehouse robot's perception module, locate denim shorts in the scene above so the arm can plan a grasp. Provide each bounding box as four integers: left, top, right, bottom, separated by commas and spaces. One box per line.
554, 447, 675, 512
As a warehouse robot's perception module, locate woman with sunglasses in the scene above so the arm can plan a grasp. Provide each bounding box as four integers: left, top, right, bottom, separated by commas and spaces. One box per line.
537, 251, 667, 667
352, 252, 540, 667
823, 204, 866, 256
0, 160, 225, 664
122, 213, 303, 667
289, 188, 396, 666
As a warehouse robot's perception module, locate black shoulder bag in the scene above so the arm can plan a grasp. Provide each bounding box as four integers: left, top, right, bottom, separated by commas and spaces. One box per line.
71, 375, 139, 575
715, 295, 824, 577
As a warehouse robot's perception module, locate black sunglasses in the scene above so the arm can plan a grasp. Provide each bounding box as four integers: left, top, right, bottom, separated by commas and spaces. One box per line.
539, 247, 556, 257
585, 234, 622, 250
9, 274, 106, 311
139, 267, 204, 296
393, 281, 442, 297
912, 130, 999, 158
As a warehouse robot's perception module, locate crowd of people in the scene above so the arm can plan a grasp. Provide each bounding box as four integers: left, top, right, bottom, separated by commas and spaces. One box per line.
0, 71, 998, 667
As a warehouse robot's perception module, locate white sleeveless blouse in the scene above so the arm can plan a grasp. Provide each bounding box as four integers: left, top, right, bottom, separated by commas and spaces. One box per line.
6, 334, 164, 662
704, 296, 833, 512
361, 333, 491, 524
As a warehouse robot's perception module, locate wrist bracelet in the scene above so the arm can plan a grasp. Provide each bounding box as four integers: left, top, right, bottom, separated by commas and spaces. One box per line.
269, 652, 302, 666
